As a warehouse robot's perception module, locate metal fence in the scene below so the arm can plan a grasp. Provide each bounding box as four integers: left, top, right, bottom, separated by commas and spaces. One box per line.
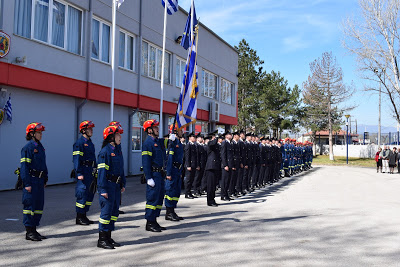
359, 132, 400, 145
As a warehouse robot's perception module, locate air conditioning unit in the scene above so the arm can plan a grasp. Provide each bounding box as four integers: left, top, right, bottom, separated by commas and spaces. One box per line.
215, 102, 220, 122
209, 102, 220, 122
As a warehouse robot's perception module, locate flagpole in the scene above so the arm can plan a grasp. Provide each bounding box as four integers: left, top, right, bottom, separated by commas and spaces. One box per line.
191, 0, 194, 44
110, 0, 117, 122
159, 2, 168, 138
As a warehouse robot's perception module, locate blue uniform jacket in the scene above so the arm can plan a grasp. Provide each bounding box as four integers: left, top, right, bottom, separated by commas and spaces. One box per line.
142, 136, 166, 180
166, 138, 184, 177
73, 136, 96, 177
20, 140, 48, 187
97, 144, 126, 194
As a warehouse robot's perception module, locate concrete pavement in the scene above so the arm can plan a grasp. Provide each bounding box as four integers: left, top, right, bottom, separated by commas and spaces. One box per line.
1, 166, 400, 266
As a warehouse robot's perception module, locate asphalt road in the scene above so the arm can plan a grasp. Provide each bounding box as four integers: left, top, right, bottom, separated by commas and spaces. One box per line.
1, 166, 400, 266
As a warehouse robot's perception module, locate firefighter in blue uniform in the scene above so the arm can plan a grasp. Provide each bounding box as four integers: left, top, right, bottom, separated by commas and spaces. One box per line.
21, 122, 48, 241
164, 123, 184, 221
109, 121, 126, 215
97, 125, 126, 249
73, 120, 96, 225
142, 119, 167, 232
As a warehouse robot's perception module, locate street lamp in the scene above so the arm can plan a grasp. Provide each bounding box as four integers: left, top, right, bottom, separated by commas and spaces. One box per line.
345, 114, 350, 164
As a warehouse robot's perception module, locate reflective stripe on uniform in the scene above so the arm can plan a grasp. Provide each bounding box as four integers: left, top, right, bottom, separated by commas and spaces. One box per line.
85, 201, 92, 206
146, 204, 156, 210
99, 218, 110, 224
156, 205, 162, 209
142, 151, 153, 156
34, 210, 43, 214
98, 163, 109, 170
73, 151, 84, 156
20, 158, 32, 163
23, 210, 42, 215
111, 216, 118, 221
76, 202, 85, 208
165, 195, 179, 201
169, 151, 174, 155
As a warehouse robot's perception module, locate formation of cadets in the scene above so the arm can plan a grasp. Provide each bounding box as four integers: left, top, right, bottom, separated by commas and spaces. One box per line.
18, 119, 313, 249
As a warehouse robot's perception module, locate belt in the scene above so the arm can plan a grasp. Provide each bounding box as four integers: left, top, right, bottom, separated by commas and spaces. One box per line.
81, 160, 95, 167
107, 174, 123, 184
173, 162, 182, 169
30, 169, 48, 179
152, 166, 166, 176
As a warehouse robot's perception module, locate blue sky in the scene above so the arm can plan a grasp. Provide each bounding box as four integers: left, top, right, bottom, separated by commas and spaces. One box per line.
178, 0, 399, 129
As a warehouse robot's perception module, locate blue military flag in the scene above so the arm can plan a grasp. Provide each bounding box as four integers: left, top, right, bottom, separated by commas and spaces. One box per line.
161, 0, 179, 15
180, 4, 197, 50
4, 95, 12, 123
176, 37, 198, 129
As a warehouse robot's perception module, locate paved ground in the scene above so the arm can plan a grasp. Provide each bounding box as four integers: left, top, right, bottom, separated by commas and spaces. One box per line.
1, 166, 400, 266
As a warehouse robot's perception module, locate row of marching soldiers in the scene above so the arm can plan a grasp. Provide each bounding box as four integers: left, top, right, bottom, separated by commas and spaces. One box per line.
17, 119, 313, 250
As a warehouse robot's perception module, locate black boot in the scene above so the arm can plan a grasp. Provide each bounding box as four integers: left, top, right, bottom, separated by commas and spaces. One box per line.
172, 208, 184, 220
84, 213, 95, 224
146, 221, 162, 232
97, 231, 114, 249
25, 226, 41, 241
155, 220, 167, 230
165, 207, 180, 221
107, 231, 121, 247
76, 212, 90, 225
33, 226, 47, 239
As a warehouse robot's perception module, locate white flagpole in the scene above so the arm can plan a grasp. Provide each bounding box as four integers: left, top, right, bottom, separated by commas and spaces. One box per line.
191, 0, 194, 44
159, 2, 168, 138
110, 0, 117, 122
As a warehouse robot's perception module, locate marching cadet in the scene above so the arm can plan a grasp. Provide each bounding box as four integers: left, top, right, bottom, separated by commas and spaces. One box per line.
193, 134, 206, 197
221, 131, 234, 201
109, 121, 126, 215
243, 133, 253, 193
97, 125, 126, 249
184, 132, 199, 199
165, 124, 184, 221
142, 119, 167, 232
73, 120, 96, 226
229, 132, 241, 197
21, 122, 48, 241
205, 130, 220, 206
200, 136, 210, 194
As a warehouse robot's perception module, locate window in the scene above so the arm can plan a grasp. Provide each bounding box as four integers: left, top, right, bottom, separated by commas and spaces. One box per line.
131, 112, 160, 151
195, 121, 209, 134
119, 31, 135, 71
221, 78, 234, 105
91, 18, 110, 63
202, 69, 217, 99
14, 0, 82, 54
176, 57, 186, 87
141, 41, 171, 84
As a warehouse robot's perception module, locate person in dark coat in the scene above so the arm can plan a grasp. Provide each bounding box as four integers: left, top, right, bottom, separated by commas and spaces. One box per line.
388, 147, 398, 174
220, 132, 234, 201
184, 132, 199, 199
204, 131, 221, 206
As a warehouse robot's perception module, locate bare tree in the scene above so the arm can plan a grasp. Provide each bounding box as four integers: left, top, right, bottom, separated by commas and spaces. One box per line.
303, 52, 354, 160
342, 0, 400, 122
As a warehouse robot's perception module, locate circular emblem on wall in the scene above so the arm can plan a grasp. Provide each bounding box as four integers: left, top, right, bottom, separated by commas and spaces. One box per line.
0, 109, 4, 125
0, 31, 11, 58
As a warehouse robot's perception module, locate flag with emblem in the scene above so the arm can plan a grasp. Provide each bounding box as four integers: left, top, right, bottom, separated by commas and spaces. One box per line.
4, 95, 12, 123
180, 3, 197, 50
176, 30, 198, 130
162, 0, 178, 15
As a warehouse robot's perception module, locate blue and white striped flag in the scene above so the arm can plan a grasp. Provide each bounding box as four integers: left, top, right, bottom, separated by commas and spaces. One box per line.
176, 39, 198, 129
180, 4, 197, 50
162, 0, 178, 15
4, 95, 12, 123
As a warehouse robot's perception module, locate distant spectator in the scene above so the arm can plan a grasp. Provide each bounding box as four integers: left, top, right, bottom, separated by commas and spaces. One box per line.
382, 146, 390, 173
389, 147, 398, 174
375, 147, 382, 173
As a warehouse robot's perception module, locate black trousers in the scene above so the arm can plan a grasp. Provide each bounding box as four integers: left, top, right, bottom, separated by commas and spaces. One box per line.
193, 168, 205, 193
221, 168, 231, 198
251, 164, 260, 187
185, 169, 196, 195
206, 170, 218, 205
268, 163, 275, 183
236, 167, 244, 193
264, 164, 271, 183
229, 169, 238, 195
243, 165, 253, 191
259, 165, 266, 185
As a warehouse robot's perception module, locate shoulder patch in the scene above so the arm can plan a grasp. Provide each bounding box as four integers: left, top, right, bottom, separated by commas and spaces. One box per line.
111, 153, 116, 157
176, 145, 179, 148
154, 143, 158, 147
84, 143, 89, 147
34, 149, 38, 153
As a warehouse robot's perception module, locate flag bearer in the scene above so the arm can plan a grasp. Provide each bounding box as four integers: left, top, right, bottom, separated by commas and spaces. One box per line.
21, 122, 48, 241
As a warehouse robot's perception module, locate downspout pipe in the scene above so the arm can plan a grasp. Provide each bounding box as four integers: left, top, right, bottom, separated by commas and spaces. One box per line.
128, 108, 139, 175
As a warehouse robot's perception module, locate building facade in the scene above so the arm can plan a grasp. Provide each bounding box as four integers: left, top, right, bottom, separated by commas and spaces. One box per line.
0, 0, 238, 190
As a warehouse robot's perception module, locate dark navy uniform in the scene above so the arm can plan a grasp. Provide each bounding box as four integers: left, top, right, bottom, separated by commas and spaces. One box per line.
220, 139, 234, 200
193, 142, 206, 195
229, 139, 240, 196
236, 138, 246, 194
251, 141, 260, 188
21, 140, 48, 228
205, 138, 221, 205
243, 139, 253, 192
165, 138, 184, 208
184, 141, 198, 197
73, 136, 96, 214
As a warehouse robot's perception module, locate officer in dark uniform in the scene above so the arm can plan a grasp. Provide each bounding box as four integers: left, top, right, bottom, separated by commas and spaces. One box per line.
236, 131, 246, 196
97, 125, 126, 249
73, 120, 96, 226
200, 136, 210, 194
142, 119, 167, 232
229, 132, 240, 197
220, 131, 234, 201
205, 130, 220, 206
251, 135, 260, 189
184, 132, 199, 199
243, 133, 253, 193
21, 122, 48, 241
165, 124, 184, 221
259, 137, 267, 187
193, 133, 206, 196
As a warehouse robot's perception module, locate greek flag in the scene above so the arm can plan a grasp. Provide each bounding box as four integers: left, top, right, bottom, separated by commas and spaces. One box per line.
4, 95, 12, 123
176, 39, 198, 129
180, 4, 197, 50
161, 0, 178, 15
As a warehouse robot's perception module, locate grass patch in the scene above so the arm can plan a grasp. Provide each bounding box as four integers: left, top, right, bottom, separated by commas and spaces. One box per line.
312, 155, 375, 168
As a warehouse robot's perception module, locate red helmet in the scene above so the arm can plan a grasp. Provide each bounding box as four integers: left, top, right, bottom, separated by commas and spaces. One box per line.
103, 125, 119, 140
26, 122, 45, 135
143, 119, 159, 132
109, 121, 124, 134
169, 123, 178, 134
79, 120, 95, 131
